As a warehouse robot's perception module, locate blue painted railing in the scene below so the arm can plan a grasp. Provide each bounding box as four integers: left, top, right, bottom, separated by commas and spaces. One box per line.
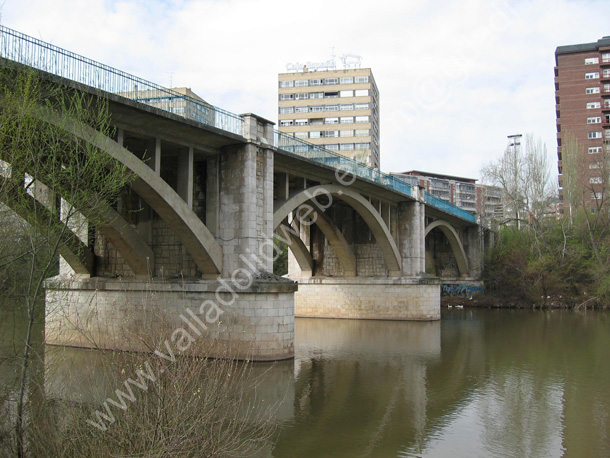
0, 25, 477, 224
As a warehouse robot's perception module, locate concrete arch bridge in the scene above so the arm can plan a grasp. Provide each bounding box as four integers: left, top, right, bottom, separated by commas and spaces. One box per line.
0, 25, 490, 360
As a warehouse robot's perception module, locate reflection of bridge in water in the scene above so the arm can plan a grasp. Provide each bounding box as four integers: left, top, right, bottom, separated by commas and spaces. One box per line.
44, 312, 610, 457
0, 25, 491, 361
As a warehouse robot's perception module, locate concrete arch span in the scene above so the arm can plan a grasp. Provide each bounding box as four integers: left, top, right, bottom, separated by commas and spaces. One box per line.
1, 184, 94, 275
40, 108, 223, 276
425, 220, 468, 276
275, 217, 313, 277
274, 184, 401, 276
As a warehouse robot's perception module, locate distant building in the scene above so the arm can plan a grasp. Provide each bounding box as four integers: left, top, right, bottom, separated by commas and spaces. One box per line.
555, 37, 610, 209
121, 86, 215, 126
278, 67, 380, 168
392, 170, 504, 219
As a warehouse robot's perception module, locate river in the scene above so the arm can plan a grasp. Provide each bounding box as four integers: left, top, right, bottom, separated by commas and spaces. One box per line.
1, 308, 609, 457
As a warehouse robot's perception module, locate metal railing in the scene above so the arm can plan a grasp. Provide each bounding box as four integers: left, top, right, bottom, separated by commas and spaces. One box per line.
424, 193, 478, 223
0, 24, 478, 224
0, 25, 243, 136
274, 131, 415, 198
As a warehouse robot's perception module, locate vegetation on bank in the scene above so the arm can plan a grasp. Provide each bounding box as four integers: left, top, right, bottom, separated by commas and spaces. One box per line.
482, 213, 610, 309
479, 133, 609, 309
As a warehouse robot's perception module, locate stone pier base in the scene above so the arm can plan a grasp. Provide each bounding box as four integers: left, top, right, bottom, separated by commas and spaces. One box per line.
292, 277, 440, 321
45, 276, 298, 361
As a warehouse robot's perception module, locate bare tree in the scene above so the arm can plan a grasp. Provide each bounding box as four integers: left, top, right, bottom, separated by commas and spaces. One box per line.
482, 133, 554, 227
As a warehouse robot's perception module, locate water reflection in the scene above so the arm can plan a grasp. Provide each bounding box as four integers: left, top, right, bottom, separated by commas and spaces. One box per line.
3, 308, 610, 457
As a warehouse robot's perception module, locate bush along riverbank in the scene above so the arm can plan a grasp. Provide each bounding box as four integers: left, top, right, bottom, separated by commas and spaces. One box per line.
474, 213, 610, 310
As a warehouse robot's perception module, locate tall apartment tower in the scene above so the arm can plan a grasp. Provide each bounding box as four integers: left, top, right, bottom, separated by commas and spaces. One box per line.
555, 37, 610, 209
278, 67, 380, 168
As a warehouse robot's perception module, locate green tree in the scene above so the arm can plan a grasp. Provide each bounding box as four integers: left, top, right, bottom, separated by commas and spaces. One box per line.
0, 65, 128, 457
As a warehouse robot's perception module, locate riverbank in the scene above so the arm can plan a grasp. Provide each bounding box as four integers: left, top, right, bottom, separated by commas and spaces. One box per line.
441, 293, 609, 310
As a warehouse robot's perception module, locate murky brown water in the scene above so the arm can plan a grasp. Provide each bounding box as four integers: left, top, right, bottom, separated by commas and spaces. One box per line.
2, 307, 609, 457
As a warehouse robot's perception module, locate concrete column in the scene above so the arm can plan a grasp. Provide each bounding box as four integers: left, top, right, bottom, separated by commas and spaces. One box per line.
218, 114, 276, 277
150, 137, 161, 174
206, 155, 220, 237
277, 172, 289, 201
177, 147, 194, 209
465, 225, 484, 279
397, 197, 426, 277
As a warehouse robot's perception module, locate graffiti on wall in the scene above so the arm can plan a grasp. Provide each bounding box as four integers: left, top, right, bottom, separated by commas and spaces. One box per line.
441, 283, 483, 298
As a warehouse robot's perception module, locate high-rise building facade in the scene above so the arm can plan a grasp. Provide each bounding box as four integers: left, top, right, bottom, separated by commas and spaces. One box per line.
278, 67, 380, 168
555, 37, 610, 209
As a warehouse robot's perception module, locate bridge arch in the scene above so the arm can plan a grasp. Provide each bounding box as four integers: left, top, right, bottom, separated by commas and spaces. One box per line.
275, 218, 313, 277
40, 109, 223, 276
425, 220, 468, 276
274, 184, 401, 276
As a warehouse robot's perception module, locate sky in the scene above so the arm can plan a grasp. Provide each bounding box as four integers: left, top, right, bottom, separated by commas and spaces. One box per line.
2, 0, 609, 182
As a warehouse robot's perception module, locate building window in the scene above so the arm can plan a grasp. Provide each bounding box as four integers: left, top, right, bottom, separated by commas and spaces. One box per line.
354, 103, 369, 110
586, 87, 601, 94
355, 76, 369, 83
355, 142, 370, 150
295, 106, 308, 113
590, 176, 602, 184
340, 143, 354, 150
603, 53, 610, 63
279, 120, 294, 126
340, 90, 354, 97
340, 130, 354, 137
279, 106, 294, 114
589, 162, 603, 169
279, 80, 294, 88
588, 131, 602, 139
324, 91, 339, 98
294, 132, 308, 139
295, 93, 309, 100
309, 131, 321, 139
309, 79, 323, 86
325, 144, 339, 150
355, 89, 369, 97
585, 72, 600, 79
295, 119, 308, 126
354, 129, 370, 136
340, 77, 354, 84
340, 104, 354, 111
310, 105, 324, 112
604, 69, 610, 78
355, 115, 370, 123
588, 117, 602, 124
585, 57, 599, 65
310, 118, 324, 125
325, 105, 339, 111
325, 117, 339, 124
280, 94, 294, 100
324, 78, 339, 85
589, 146, 603, 154
295, 80, 309, 87
592, 192, 602, 200
323, 131, 339, 138
340, 116, 354, 124
310, 92, 324, 99
587, 102, 601, 109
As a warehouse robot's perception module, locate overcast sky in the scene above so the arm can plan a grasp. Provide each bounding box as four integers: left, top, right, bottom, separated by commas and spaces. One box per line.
2, 0, 609, 182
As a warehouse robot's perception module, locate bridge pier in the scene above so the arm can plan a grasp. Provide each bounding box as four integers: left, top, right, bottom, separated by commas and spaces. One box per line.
293, 277, 440, 321
45, 277, 296, 361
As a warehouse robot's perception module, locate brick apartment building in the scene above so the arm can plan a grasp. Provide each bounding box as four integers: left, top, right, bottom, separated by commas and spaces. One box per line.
555, 36, 610, 209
